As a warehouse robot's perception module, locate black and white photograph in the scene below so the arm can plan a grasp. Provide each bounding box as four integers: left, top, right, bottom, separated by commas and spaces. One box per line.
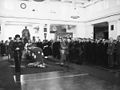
0, 0, 120, 90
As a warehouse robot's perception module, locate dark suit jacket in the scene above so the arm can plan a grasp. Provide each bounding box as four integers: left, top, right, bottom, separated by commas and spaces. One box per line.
115, 41, 120, 55
107, 42, 115, 55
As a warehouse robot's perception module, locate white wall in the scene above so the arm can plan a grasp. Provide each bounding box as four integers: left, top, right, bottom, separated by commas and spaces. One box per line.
0, 23, 56, 41
84, 0, 120, 39
2, 24, 32, 41
117, 20, 120, 37
75, 23, 86, 38
0, 16, 80, 41
0, 23, 5, 41
85, 0, 120, 21
84, 24, 94, 39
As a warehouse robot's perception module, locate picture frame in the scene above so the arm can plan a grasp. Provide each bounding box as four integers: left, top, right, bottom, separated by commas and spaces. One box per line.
111, 25, 114, 31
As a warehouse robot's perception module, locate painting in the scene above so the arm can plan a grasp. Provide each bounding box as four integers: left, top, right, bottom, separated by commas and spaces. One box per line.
33, 26, 40, 33
50, 25, 57, 33
111, 25, 114, 31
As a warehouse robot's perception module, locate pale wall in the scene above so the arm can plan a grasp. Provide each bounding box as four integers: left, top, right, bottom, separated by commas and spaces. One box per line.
0, 23, 56, 41
109, 21, 117, 39
75, 23, 86, 38
117, 20, 120, 37
84, 0, 120, 39
85, 0, 120, 21
84, 24, 94, 39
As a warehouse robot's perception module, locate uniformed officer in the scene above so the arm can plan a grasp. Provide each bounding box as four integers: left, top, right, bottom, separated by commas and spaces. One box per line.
107, 37, 115, 67
12, 34, 24, 73
115, 35, 120, 66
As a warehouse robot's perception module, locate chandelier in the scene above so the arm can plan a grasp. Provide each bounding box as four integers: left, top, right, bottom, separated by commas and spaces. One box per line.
70, 0, 80, 19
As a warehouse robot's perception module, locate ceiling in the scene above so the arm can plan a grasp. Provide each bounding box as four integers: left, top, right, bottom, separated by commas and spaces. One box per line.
21, 0, 93, 5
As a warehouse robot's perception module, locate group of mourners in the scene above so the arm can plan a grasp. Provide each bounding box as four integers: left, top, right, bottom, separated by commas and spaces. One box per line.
1, 34, 120, 73
67, 36, 120, 68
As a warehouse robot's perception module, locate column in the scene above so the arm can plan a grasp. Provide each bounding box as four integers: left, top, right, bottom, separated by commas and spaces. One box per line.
75, 23, 86, 38
117, 20, 120, 36
108, 20, 117, 39
85, 24, 94, 39
0, 22, 5, 41
48, 24, 56, 40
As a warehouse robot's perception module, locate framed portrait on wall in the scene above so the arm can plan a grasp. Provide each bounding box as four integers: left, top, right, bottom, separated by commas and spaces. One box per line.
44, 24, 47, 32
111, 25, 114, 31
50, 25, 57, 33
44, 28, 47, 32
33, 26, 39, 33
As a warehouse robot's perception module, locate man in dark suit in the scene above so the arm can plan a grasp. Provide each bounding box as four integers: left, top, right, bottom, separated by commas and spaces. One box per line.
115, 35, 120, 66
107, 37, 115, 67
52, 40, 61, 60
36, 39, 43, 49
0, 40, 5, 56
8, 37, 14, 60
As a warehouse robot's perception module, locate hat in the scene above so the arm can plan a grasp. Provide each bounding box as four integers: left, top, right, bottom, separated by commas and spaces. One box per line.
9, 37, 12, 40
15, 34, 20, 39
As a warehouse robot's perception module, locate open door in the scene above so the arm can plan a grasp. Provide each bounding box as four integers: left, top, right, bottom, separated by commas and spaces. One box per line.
94, 22, 108, 39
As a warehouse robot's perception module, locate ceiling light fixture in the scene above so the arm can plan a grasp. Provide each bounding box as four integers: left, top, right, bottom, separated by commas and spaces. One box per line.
71, 16, 80, 19
70, 0, 80, 19
33, 0, 45, 2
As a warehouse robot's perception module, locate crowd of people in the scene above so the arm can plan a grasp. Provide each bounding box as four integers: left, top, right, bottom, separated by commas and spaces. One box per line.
0, 35, 120, 69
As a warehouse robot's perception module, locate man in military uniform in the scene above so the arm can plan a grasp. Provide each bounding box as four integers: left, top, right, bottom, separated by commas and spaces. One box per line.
8, 37, 14, 60
12, 34, 24, 73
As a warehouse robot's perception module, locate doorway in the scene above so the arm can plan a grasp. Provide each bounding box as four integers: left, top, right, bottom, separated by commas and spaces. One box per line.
50, 24, 74, 40
94, 22, 108, 39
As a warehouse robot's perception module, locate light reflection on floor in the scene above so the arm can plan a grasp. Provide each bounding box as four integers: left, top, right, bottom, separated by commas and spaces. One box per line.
14, 71, 89, 90
13, 71, 120, 90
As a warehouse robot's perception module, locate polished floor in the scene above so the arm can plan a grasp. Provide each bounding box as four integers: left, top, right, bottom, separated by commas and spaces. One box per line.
14, 70, 120, 90
0, 56, 120, 90
20, 71, 88, 90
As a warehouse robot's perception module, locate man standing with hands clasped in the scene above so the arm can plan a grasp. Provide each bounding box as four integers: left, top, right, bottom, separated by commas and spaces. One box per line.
12, 34, 24, 74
